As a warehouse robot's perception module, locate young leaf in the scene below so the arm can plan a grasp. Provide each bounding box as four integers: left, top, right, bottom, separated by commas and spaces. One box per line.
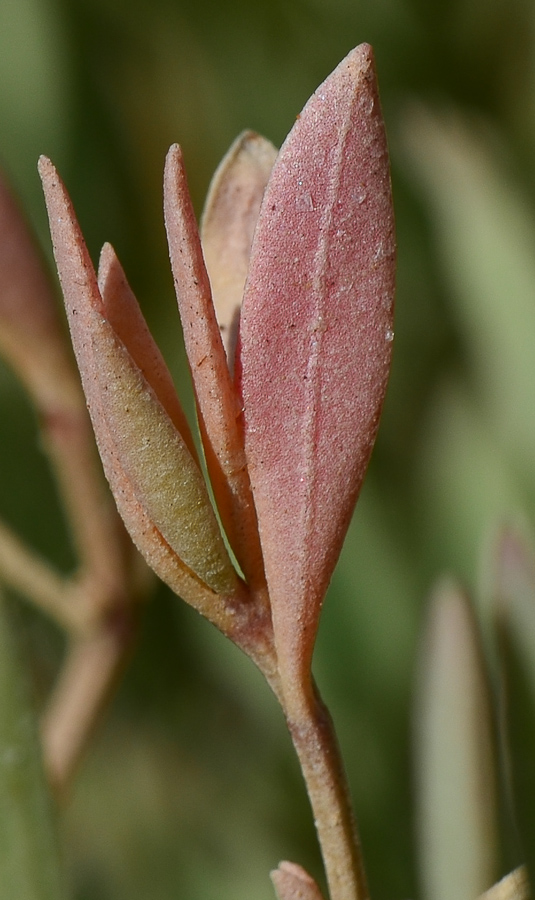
39, 156, 240, 625
271, 861, 326, 900
201, 130, 278, 368
237, 44, 396, 700
98, 241, 198, 460
164, 145, 267, 595
0, 589, 66, 900
414, 580, 498, 900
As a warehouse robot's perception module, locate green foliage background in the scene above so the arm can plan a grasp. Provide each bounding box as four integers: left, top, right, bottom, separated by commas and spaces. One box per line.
1, 0, 534, 897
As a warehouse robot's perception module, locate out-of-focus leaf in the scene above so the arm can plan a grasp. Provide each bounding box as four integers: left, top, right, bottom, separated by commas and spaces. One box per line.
417, 380, 523, 581
414, 580, 498, 900
0, 0, 68, 190
403, 107, 535, 486
237, 44, 395, 703
0, 589, 66, 899
495, 526, 535, 886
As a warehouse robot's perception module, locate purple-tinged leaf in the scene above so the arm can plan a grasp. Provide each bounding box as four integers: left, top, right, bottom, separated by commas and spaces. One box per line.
201, 131, 278, 369
164, 145, 267, 595
237, 44, 396, 693
39, 156, 240, 622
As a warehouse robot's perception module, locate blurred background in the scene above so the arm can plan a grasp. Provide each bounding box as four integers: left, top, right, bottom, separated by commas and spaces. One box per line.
1, 0, 535, 898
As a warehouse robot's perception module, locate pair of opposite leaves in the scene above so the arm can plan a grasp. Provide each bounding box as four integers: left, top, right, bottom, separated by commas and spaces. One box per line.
40, 44, 395, 711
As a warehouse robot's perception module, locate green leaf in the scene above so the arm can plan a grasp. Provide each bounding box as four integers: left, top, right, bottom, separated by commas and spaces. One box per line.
417, 379, 523, 582
414, 580, 498, 900
0, 589, 66, 899
403, 108, 535, 488
495, 527, 535, 887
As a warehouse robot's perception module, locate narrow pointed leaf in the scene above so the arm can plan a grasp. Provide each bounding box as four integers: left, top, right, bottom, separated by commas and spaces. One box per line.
0, 589, 66, 899
271, 861, 326, 900
495, 527, 535, 887
86, 319, 236, 595
39, 157, 239, 615
237, 44, 396, 687
201, 131, 278, 367
164, 145, 267, 594
98, 241, 198, 460
414, 580, 498, 900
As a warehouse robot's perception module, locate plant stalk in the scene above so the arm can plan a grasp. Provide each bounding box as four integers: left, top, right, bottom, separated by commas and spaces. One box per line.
286, 683, 369, 900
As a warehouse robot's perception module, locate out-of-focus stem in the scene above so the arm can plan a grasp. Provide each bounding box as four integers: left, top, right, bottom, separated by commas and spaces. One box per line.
0, 519, 88, 631
41, 606, 138, 795
285, 684, 368, 900
41, 402, 131, 612
0, 162, 149, 797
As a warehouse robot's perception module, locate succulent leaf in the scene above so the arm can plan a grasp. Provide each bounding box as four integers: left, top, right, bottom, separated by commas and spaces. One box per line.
98, 241, 198, 460
164, 145, 267, 594
39, 157, 239, 613
237, 44, 396, 694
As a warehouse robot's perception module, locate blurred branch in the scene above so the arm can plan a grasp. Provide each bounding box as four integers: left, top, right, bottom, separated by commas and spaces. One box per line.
0, 519, 85, 632
42, 608, 139, 794
0, 164, 150, 796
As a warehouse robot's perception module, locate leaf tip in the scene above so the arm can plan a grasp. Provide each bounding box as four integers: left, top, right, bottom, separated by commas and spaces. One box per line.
270, 861, 325, 900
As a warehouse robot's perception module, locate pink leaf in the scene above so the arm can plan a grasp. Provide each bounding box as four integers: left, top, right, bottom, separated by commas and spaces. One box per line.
237, 44, 396, 694
164, 145, 266, 594
271, 861, 326, 900
201, 131, 278, 368
39, 156, 240, 622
